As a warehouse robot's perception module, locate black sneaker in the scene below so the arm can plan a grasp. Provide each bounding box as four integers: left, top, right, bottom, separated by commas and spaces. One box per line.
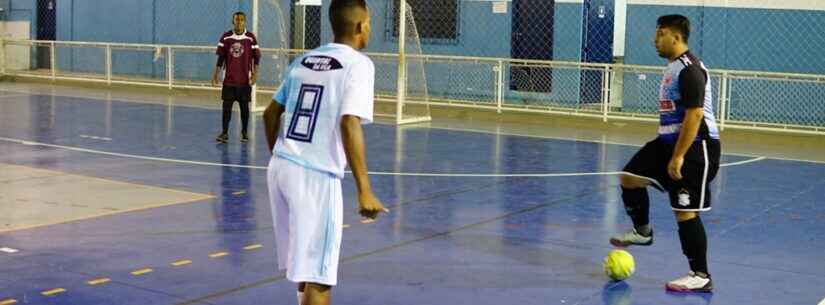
240, 133, 249, 143
216, 133, 228, 143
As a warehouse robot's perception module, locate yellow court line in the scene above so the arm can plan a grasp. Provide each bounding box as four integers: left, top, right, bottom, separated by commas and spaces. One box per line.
131, 268, 153, 276
209, 252, 229, 258
171, 259, 192, 266
0, 299, 18, 305
41, 288, 66, 296
243, 244, 262, 251
342, 224, 351, 228
87, 278, 111, 285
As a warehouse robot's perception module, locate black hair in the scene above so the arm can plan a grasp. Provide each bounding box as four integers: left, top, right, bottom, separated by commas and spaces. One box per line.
657, 14, 690, 42
329, 0, 368, 37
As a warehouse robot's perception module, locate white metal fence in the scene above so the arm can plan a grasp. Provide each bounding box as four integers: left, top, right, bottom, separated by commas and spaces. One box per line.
2, 39, 824, 135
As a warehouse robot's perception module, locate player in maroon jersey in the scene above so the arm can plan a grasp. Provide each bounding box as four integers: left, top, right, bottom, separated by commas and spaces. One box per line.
212, 11, 261, 143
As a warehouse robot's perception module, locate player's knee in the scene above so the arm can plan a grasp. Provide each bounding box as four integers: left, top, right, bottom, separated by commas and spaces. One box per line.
306, 282, 331, 291
620, 174, 646, 189
674, 211, 697, 222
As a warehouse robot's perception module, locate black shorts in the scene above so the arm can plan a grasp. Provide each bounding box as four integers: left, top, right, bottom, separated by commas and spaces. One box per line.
623, 138, 721, 211
222, 85, 252, 102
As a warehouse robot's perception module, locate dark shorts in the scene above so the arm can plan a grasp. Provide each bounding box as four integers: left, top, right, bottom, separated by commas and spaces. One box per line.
623, 138, 721, 211
222, 85, 252, 102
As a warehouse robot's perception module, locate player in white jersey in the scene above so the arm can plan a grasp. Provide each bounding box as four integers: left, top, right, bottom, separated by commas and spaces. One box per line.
262, 1, 387, 305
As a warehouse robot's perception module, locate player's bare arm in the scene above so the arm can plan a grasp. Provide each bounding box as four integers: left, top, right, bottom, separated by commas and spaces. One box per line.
251, 64, 259, 86
341, 115, 387, 219
668, 107, 702, 180
212, 62, 223, 86
263, 102, 285, 153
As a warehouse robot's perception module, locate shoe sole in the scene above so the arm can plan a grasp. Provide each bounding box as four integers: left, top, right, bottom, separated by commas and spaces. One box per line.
665, 283, 713, 293
609, 237, 653, 247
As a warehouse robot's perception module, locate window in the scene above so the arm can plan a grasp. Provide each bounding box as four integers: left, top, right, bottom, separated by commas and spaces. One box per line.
388, 0, 459, 43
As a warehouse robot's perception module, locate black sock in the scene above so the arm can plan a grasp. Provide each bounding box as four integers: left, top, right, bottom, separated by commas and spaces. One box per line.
622, 187, 651, 235
678, 216, 709, 277
221, 100, 234, 134
239, 101, 250, 135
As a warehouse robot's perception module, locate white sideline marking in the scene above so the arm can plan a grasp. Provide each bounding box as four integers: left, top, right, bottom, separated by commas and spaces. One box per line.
0, 136, 769, 178
0, 247, 19, 254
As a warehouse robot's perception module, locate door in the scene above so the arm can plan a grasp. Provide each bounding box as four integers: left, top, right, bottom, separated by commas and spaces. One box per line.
510, 0, 554, 92
580, 0, 614, 104
37, 0, 56, 69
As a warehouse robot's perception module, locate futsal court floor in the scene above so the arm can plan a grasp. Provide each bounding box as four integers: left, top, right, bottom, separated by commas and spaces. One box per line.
0, 82, 823, 305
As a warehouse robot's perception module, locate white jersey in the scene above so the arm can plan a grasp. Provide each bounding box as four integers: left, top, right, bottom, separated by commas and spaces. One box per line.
272, 43, 374, 178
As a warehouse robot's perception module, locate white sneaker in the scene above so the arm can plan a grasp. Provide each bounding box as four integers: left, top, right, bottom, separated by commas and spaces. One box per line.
666, 271, 713, 292
609, 229, 653, 247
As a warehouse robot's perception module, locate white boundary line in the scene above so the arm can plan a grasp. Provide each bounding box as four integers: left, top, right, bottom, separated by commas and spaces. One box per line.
719, 156, 767, 167
0, 136, 768, 178
0, 94, 31, 100
3, 88, 823, 165
0, 88, 221, 111
426, 125, 825, 165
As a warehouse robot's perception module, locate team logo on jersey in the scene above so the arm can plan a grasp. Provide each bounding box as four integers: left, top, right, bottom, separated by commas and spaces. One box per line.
659, 74, 674, 100
659, 99, 676, 112
677, 189, 691, 207
663, 74, 673, 86
301, 56, 343, 71
231, 42, 244, 58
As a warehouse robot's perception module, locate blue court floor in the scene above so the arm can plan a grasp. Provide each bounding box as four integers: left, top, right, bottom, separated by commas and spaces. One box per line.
0, 89, 823, 305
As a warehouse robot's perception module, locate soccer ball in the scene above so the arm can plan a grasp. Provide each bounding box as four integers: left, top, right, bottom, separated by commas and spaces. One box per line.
604, 249, 635, 281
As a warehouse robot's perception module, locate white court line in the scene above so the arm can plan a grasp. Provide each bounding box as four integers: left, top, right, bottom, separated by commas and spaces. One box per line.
4, 89, 823, 164
80, 135, 113, 141
428, 125, 649, 149
427, 125, 825, 165
0, 136, 768, 178
0, 247, 20, 254
0, 94, 31, 100
0, 88, 221, 111
719, 156, 767, 167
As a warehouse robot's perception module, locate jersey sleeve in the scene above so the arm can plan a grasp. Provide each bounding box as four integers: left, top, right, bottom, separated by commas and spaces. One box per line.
273, 72, 290, 105
678, 65, 707, 108
215, 32, 227, 67
340, 57, 375, 124
250, 33, 261, 66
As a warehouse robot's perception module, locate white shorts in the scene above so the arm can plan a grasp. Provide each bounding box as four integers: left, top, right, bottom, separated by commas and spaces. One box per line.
267, 155, 343, 286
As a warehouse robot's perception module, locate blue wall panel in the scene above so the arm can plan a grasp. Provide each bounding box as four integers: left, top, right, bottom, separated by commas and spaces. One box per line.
6, 0, 823, 123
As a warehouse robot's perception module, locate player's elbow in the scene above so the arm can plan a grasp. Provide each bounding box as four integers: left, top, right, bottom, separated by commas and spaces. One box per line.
263, 103, 283, 121
340, 115, 362, 138
262, 105, 273, 123
341, 115, 361, 128
686, 107, 704, 120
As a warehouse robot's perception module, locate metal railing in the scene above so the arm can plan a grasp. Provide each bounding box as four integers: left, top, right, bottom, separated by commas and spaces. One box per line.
2, 39, 824, 135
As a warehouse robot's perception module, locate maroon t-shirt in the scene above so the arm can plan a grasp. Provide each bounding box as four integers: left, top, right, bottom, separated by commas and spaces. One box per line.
216, 30, 261, 86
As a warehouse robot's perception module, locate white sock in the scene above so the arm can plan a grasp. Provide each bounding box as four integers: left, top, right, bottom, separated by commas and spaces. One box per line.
297, 291, 304, 305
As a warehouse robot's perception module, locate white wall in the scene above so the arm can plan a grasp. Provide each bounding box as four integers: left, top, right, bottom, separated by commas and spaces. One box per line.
2, 21, 31, 71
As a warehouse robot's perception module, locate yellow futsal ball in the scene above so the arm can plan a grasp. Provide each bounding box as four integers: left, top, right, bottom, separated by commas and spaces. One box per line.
604, 249, 635, 281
